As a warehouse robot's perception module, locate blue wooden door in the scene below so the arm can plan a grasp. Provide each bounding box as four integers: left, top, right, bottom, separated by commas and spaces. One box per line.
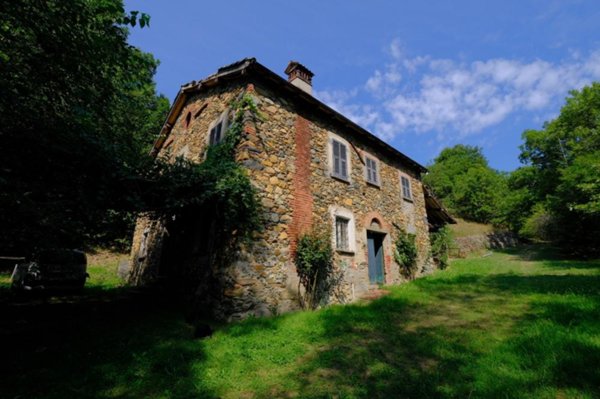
367, 232, 384, 284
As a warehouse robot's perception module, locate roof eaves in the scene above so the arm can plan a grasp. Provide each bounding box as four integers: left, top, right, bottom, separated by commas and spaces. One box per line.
151, 58, 428, 175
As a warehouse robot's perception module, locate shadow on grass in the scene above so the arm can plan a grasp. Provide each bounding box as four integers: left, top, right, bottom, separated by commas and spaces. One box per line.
3, 246, 600, 398
498, 245, 600, 271
270, 255, 600, 398
1, 289, 219, 399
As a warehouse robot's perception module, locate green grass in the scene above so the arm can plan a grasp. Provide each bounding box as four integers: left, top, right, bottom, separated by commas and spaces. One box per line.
0, 252, 125, 300
449, 217, 494, 238
86, 256, 125, 290
2, 245, 600, 398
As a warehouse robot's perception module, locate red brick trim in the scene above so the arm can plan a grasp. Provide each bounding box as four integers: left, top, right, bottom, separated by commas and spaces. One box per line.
362, 211, 391, 232
290, 116, 313, 255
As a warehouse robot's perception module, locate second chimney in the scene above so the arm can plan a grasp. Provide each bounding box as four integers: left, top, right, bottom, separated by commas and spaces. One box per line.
284, 61, 314, 95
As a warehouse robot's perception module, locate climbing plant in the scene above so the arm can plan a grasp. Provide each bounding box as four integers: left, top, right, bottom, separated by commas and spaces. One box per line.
430, 226, 452, 269
393, 228, 418, 278
138, 91, 263, 252
295, 230, 335, 309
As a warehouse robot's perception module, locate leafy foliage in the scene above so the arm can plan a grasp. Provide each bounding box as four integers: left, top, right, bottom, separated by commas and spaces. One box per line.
513, 83, 600, 255
295, 230, 335, 309
393, 228, 418, 278
430, 226, 452, 269
0, 0, 170, 253
424, 145, 507, 223
152, 94, 261, 242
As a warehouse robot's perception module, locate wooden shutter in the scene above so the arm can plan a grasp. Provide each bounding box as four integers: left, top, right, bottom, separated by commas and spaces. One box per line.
333, 140, 340, 176
340, 143, 347, 178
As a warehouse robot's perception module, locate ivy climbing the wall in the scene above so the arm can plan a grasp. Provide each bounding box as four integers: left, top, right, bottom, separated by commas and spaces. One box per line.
393, 228, 418, 278
142, 92, 263, 248
295, 230, 335, 309
430, 226, 452, 269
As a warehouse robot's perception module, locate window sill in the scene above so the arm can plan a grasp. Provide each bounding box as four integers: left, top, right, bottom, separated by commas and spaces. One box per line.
402, 196, 414, 203
336, 249, 355, 256
331, 174, 351, 184
366, 180, 381, 188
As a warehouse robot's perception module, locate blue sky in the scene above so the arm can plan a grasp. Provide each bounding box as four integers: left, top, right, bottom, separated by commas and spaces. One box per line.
126, 0, 600, 171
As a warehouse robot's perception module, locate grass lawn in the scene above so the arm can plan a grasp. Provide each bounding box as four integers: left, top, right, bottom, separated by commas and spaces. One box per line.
2, 246, 599, 398
448, 217, 494, 238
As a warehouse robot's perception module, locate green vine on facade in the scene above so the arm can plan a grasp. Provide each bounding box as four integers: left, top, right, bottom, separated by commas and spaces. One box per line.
393, 228, 418, 278
430, 226, 452, 269
295, 230, 335, 309
150, 90, 263, 244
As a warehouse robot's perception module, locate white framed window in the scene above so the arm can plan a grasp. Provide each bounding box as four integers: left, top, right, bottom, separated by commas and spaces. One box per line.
401, 175, 413, 201
207, 109, 229, 146
330, 206, 356, 253
335, 216, 350, 251
331, 138, 349, 180
365, 156, 379, 185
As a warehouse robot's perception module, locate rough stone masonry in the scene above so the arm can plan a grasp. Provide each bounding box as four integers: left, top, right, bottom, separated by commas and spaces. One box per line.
128, 59, 445, 321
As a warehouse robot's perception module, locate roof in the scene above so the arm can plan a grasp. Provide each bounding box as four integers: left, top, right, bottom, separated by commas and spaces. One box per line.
151, 58, 427, 174
424, 186, 456, 227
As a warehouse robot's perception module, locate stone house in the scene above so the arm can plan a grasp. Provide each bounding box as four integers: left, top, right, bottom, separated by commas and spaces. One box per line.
128, 58, 454, 321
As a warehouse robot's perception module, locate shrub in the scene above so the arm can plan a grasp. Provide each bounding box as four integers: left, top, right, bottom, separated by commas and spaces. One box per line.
394, 228, 418, 278
295, 231, 334, 309
430, 226, 452, 269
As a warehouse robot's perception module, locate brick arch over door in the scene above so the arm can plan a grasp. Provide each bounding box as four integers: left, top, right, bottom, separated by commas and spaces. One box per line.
361, 211, 391, 232
361, 210, 394, 284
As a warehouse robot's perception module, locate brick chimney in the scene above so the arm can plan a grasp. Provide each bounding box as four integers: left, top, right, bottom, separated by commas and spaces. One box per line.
285, 61, 314, 95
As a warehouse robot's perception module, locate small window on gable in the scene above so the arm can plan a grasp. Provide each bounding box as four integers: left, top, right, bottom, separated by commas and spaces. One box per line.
365, 156, 379, 185
332, 139, 349, 180
335, 216, 350, 251
208, 109, 229, 146
401, 175, 412, 201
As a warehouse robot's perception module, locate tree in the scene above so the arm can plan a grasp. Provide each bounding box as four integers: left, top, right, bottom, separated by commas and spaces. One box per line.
0, 0, 169, 254
517, 83, 600, 254
424, 145, 506, 223
494, 166, 540, 233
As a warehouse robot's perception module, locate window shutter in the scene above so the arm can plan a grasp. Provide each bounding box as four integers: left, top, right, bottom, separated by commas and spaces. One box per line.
373, 161, 378, 183
340, 143, 347, 177
215, 123, 222, 144
333, 140, 340, 175
222, 109, 230, 133
209, 127, 216, 146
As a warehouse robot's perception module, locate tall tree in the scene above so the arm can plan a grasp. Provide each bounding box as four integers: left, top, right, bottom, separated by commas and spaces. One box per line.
0, 0, 169, 254
424, 145, 506, 223
518, 83, 600, 254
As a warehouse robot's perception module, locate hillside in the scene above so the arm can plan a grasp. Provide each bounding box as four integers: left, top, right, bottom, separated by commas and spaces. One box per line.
2, 245, 599, 398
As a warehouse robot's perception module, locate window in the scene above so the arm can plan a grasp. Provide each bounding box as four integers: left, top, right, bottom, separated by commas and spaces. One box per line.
209, 123, 223, 145
332, 139, 348, 180
401, 175, 412, 201
330, 206, 356, 253
365, 156, 379, 185
208, 109, 229, 146
335, 216, 350, 251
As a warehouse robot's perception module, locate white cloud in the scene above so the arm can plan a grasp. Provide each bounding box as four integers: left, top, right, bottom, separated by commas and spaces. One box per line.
317, 43, 600, 143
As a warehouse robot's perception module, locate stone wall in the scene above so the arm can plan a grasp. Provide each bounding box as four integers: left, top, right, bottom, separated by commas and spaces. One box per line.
453, 232, 520, 257
129, 78, 435, 321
